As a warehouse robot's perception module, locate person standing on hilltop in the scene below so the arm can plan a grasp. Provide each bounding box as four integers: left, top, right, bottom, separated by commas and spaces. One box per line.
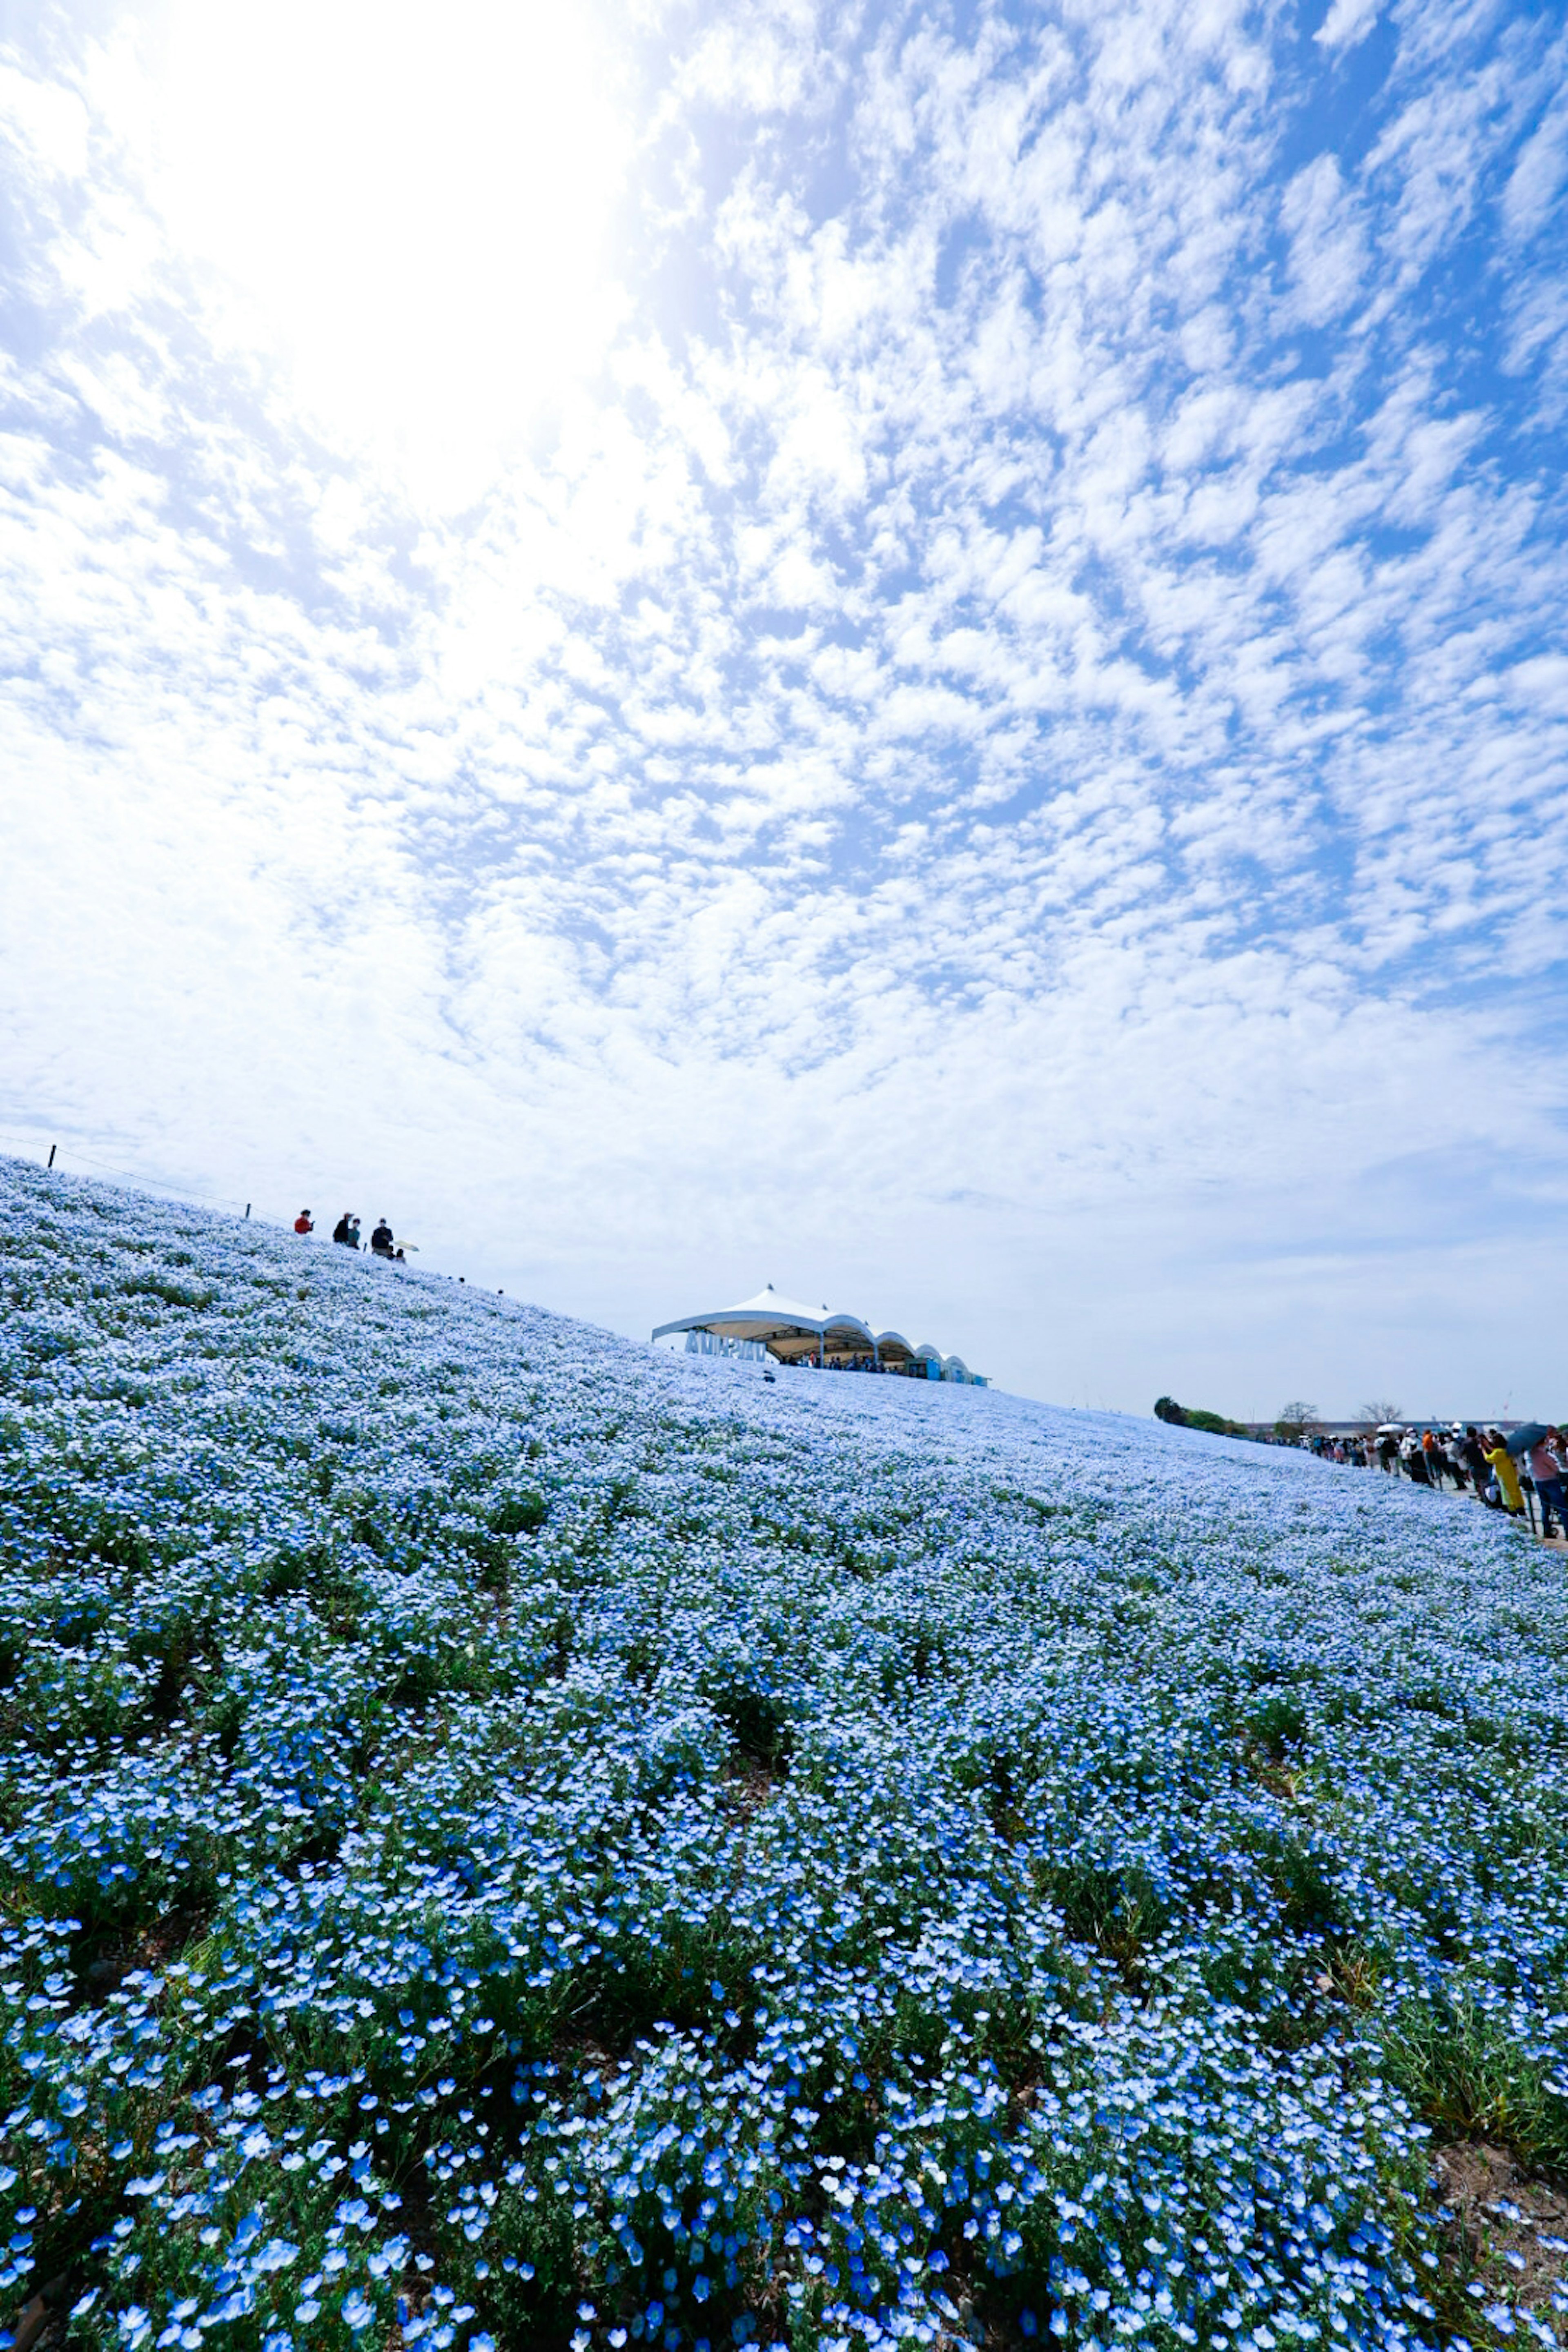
332, 1212, 357, 1247
370, 1217, 396, 1259
294, 1209, 314, 1235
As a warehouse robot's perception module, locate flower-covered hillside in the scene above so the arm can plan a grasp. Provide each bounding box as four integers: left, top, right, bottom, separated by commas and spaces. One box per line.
2, 1156, 1566, 2352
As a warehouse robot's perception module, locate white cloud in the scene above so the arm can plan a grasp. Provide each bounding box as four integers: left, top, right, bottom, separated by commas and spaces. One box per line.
0, 56, 89, 177
1503, 81, 1568, 243
0, 0, 1564, 1415
1279, 154, 1368, 325
1314, 0, 1382, 54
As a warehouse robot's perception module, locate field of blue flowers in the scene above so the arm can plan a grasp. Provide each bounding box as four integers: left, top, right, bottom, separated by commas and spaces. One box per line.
3, 1156, 1567, 2352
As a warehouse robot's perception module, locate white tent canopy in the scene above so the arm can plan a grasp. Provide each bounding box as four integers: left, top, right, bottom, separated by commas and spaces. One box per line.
653, 1284, 874, 1364
653, 1284, 984, 1379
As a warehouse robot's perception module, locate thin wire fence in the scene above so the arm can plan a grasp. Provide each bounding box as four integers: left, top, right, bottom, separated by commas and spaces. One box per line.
0, 1129, 257, 1219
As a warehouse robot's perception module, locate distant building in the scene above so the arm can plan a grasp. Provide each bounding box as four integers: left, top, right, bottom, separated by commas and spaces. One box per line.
653, 1283, 986, 1382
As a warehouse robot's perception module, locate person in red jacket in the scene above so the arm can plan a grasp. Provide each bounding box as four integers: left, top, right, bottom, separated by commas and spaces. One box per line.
294, 1209, 314, 1235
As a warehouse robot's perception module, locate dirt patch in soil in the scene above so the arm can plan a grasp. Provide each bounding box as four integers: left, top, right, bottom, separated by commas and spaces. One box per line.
1433, 2140, 1568, 2337
723, 1753, 784, 1822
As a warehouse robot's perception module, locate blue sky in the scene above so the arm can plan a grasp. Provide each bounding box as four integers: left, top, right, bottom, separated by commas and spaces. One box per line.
1, 0, 1565, 1417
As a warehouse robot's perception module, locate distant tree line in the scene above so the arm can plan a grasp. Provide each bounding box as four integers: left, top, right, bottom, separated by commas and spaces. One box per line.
1154, 1396, 1325, 1443
1153, 1396, 1253, 1438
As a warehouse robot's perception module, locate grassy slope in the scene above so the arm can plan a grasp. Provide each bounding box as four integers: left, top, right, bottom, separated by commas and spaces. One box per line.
2, 1157, 1567, 2352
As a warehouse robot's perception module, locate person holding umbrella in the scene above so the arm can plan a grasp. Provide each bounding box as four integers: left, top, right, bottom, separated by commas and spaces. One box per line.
1526, 1428, 1568, 1540
1505, 1421, 1554, 1535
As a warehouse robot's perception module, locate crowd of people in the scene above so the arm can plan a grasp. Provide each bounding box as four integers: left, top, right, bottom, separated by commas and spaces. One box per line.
793, 1352, 929, 1376
293, 1209, 408, 1262
1307, 1423, 1567, 1539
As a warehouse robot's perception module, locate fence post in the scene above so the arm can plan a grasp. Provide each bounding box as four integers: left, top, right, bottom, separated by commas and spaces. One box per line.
245, 1203, 251, 1219
47, 1145, 56, 1169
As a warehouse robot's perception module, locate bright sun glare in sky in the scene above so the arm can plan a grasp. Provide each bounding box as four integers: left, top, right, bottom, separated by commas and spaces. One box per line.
152, 0, 629, 495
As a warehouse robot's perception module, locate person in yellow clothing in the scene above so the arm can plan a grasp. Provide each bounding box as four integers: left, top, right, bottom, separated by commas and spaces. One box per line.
1481, 1431, 1524, 1517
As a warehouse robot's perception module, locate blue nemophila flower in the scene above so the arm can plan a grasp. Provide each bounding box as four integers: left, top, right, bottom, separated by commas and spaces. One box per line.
4, 1159, 1568, 2348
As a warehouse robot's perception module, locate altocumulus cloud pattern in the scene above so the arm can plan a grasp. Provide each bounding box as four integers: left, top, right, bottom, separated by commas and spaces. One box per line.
0, 0, 1565, 1407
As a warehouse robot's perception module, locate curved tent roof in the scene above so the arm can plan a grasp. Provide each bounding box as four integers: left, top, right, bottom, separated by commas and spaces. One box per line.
653, 1285, 984, 1379
653, 1284, 875, 1363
